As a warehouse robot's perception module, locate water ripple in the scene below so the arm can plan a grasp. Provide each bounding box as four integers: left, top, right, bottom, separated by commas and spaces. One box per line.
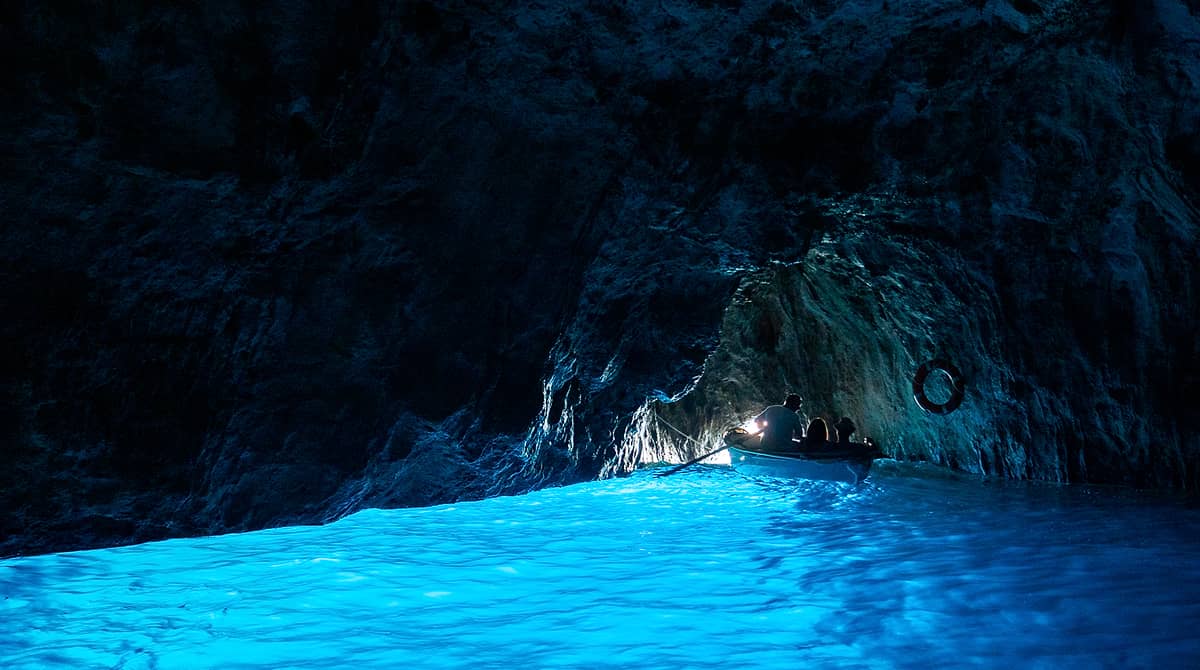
2, 463, 1198, 669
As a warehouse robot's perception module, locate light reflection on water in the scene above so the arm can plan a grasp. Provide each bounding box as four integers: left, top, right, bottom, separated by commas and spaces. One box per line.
2, 462, 1198, 669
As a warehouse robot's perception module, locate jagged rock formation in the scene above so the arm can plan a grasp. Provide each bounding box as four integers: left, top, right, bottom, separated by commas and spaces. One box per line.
3, 0, 1198, 556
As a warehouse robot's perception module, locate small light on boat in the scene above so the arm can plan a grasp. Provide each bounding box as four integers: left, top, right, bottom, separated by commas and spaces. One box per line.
740, 417, 760, 434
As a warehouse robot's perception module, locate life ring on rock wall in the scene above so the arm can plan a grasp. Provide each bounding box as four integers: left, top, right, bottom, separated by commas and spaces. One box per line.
913, 359, 965, 414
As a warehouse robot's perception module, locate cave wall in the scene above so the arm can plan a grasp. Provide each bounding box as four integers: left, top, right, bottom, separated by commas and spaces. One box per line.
3, 0, 1199, 556
642, 1, 1200, 488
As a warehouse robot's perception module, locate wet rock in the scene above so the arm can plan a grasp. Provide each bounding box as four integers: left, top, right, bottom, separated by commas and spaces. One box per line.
3, 0, 1199, 556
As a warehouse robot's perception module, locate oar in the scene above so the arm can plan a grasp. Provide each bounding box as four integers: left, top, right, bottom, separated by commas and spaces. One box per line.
655, 429, 761, 478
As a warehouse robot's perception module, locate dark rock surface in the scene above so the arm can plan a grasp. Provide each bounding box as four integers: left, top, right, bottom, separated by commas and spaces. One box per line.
3, 0, 1199, 556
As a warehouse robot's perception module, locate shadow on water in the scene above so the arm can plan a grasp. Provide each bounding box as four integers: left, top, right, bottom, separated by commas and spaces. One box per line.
754, 458, 1200, 547
702, 458, 1200, 667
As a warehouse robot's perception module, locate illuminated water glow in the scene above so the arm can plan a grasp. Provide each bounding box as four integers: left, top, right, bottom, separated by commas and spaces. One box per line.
3, 463, 1198, 669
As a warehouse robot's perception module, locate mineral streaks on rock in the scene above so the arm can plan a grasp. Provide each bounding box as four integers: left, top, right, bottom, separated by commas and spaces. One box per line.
3, 0, 1198, 555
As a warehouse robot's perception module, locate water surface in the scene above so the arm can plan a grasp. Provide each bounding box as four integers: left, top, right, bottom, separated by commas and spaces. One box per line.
3, 462, 1198, 669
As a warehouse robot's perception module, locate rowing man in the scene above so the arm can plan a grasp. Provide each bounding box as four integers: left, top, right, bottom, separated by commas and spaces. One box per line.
754, 393, 805, 451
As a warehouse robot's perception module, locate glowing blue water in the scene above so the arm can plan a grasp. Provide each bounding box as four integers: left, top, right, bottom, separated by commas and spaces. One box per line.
3, 462, 1199, 669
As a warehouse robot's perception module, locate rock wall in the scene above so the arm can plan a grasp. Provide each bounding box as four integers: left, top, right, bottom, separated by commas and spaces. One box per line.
643, 0, 1200, 490
3, 0, 1198, 556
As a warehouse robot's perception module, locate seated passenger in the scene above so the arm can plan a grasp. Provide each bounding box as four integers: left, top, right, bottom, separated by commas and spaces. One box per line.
805, 417, 828, 448
834, 417, 856, 445
754, 393, 804, 451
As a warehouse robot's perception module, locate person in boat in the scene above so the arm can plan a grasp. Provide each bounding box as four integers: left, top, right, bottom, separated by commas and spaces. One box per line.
754, 393, 805, 451
804, 416, 856, 448
804, 417, 828, 448
834, 416, 856, 445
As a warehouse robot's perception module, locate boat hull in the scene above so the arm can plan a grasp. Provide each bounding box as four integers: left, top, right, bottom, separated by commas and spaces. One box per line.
727, 445, 874, 484
724, 429, 880, 484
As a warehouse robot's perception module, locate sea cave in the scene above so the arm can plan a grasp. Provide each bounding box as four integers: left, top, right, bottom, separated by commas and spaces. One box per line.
2, 0, 1199, 560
